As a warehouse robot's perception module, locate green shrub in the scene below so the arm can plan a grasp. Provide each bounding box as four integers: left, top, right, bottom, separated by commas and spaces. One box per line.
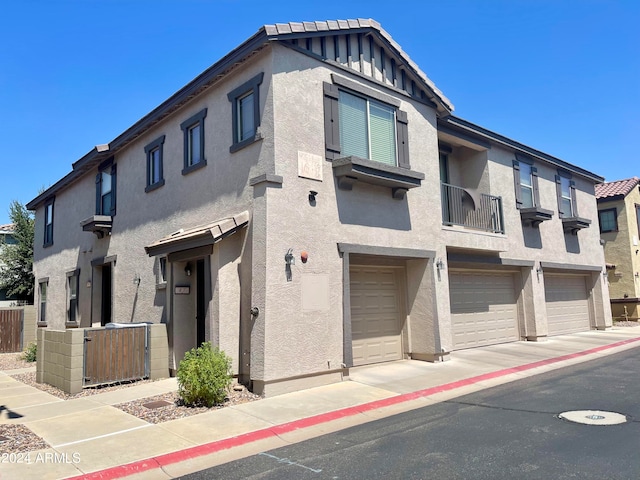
22, 342, 37, 362
177, 342, 232, 407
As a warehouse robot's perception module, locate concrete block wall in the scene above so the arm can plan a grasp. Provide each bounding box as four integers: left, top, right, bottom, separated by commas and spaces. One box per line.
148, 323, 169, 380
22, 305, 37, 348
37, 324, 170, 394
36, 328, 84, 394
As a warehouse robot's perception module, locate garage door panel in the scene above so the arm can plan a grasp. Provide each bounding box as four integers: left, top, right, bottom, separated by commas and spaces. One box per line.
350, 266, 403, 366
545, 275, 590, 336
450, 272, 519, 350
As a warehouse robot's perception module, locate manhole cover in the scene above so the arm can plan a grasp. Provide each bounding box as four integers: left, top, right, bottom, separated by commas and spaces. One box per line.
558, 410, 628, 425
143, 400, 172, 409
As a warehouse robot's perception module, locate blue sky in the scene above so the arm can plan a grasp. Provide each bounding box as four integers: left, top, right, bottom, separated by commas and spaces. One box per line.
1, 0, 638, 225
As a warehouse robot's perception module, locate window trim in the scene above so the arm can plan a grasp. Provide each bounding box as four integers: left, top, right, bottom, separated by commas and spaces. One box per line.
324, 77, 410, 170
180, 108, 207, 175
66, 269, 80, 326
95, 158, 117, 217
43, 197, 54, 247
228, 72, 264, 153
157, 256, 167, 290
145, 135, 166, 192
38, 278, 49, 326
556, 172, 576, 218
598, 208, 618, 233
513, 153, 541, 209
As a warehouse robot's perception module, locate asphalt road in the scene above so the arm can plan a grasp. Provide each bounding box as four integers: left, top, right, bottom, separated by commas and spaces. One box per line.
180, 347, 640, 480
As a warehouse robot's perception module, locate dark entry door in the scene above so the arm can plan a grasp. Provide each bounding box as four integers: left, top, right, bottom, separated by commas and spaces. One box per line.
101, 264, 112, 326
196, 259, 206, 346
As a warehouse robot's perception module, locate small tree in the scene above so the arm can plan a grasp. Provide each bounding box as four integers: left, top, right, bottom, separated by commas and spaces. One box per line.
0, 201, 35, 304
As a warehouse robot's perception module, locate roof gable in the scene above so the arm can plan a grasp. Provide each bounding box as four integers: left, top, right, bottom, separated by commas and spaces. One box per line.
263, 19, 453, 114
595, 177, 640, 200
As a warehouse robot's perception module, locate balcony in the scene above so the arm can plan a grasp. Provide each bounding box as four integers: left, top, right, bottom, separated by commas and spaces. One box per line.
441, 183, 504, 234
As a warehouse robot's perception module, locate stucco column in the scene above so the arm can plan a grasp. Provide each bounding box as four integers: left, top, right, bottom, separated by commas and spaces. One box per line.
522, 265, 548, 341
591, 271, 613, 329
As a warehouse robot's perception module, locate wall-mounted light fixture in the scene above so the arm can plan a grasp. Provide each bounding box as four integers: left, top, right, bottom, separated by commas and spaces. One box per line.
86, 280, 92, 288
185, 263, 192, 277
435, 258, 445, 281
133, 273, 141, 286
285, 248, 295, 282
309, 190, 318, 204
285, 248, 295, 266
536, 266, 543, 281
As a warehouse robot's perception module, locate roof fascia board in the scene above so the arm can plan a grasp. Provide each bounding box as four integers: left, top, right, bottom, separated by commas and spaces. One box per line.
441, 116, 604, 183
596, 195, 624, 203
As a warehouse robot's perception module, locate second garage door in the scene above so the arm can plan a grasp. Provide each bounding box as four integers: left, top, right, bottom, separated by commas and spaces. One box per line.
545, 274, 591, 336
350, 266, 404, 366
450, 271, 519, 350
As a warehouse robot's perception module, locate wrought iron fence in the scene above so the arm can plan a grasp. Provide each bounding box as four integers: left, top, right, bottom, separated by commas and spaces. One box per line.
441, 183, 505, 234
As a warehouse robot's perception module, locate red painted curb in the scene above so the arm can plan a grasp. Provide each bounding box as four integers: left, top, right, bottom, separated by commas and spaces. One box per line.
67, 335, 640, 480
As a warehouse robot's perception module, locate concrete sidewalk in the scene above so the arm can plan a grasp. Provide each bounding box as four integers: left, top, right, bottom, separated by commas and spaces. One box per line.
2, 327, 640, 480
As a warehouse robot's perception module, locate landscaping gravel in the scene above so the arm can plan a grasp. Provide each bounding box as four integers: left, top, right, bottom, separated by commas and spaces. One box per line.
0, 352, 31, 372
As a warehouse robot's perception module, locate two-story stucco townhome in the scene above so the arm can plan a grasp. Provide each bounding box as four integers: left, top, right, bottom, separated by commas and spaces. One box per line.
26, 19, 612, 396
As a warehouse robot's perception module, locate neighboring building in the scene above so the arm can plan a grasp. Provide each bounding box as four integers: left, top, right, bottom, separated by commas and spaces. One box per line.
595, 177, 640, 320
26, 19, 611, 396
0, 223, 18, 306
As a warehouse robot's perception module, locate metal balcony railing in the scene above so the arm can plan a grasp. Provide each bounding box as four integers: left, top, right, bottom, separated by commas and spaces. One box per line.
441, 183, 505, 234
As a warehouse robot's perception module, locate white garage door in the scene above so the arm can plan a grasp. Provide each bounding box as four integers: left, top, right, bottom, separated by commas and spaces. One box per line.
350, 266, 403, 366
545, 275, 590, 336
450, 272, 519, 350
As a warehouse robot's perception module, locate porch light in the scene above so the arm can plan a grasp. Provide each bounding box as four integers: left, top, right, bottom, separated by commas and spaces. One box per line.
285, 248, 295, 266
185, 263, 192, 276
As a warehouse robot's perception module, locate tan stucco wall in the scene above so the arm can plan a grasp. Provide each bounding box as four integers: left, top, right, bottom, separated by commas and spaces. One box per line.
600, 188, 640, 300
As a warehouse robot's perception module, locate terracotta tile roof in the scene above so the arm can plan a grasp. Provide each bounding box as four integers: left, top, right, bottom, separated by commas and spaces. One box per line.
0, 223, 15, 233
595, 177, 640, 199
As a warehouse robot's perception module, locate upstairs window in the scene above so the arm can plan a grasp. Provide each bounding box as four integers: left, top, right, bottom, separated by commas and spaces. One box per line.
145, 135, 165, 192
339, 90, 397, 166
96, 160, 117, 216
44, 197, 54, 247
324, 77, 410, 170
512, 154, 541, 209
228, 72, 263, 152
598, 208, 617, 233
181, 108, 207, 174
556, 174, 575, 218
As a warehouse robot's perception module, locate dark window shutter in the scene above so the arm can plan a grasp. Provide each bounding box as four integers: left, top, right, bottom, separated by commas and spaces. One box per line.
513, 160, 522, 209
110, 164, 117, 217
531, 166, 540, 206
555, 175, 564, 217
323, 82, 340, 160
95, 173, 102, 214
396, 109, 410, 169
570, 180, 577, 216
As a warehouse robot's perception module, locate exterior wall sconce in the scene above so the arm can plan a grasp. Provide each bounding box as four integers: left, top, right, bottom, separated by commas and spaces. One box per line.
86, 280, 92, 288
536, 266, 543, 281
285, 248, 294, 282
185, 263, 192, 276
309, 190, 318, 205
435, 258, 445, 281
285, 249, 295, 266
133, 273, 141, 285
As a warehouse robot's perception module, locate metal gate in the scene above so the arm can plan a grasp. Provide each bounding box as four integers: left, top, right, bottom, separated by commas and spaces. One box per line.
83, 323, 149, 387
0, 309, 23, 353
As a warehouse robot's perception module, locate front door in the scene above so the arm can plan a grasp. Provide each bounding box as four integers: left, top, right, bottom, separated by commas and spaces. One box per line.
101, 264, 112, 326
196, 259, 206, 346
